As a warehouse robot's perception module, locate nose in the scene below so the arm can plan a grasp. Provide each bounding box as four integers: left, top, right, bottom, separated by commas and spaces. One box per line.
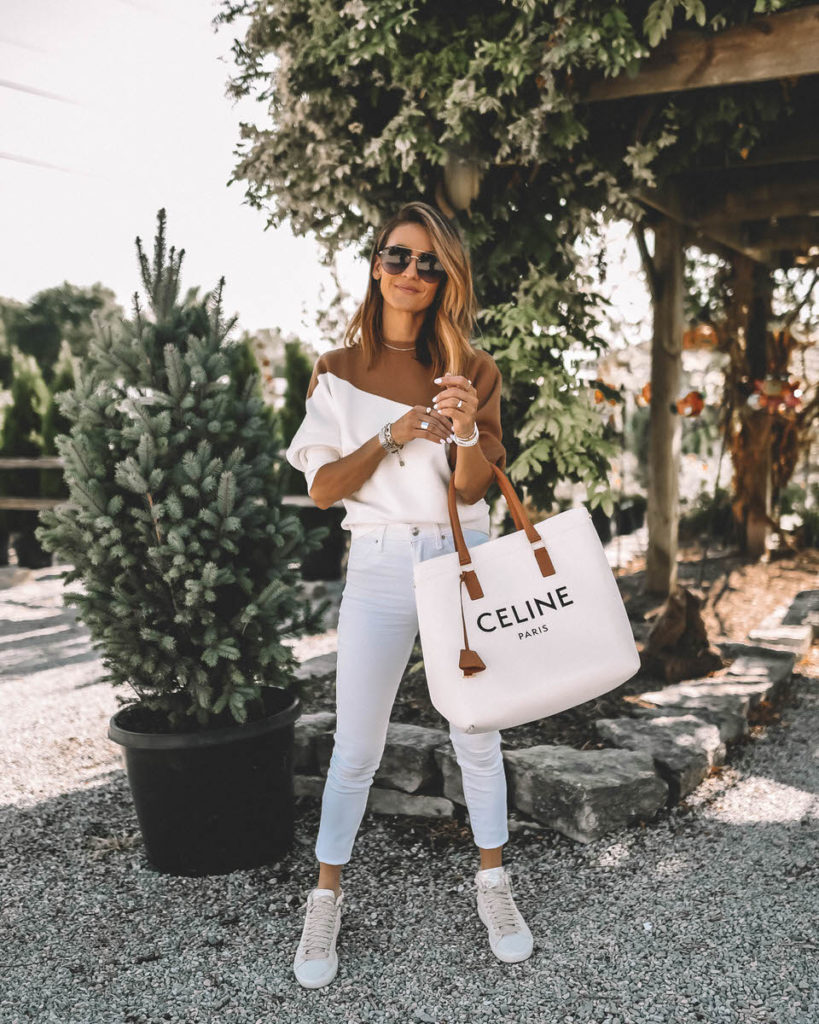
401, 258, 420, 281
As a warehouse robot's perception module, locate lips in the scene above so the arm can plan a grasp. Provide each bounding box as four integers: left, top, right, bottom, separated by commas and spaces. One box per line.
396, 284, 419, 293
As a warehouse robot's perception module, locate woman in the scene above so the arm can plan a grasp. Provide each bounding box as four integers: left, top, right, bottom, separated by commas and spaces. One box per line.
285, 200, 533, 989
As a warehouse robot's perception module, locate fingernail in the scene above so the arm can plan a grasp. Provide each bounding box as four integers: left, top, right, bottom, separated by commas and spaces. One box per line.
433, 377, 442, 383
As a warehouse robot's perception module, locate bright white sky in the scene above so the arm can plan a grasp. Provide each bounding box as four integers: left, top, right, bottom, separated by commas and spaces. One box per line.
0, 0, 364, 352
0, 0, 650, 356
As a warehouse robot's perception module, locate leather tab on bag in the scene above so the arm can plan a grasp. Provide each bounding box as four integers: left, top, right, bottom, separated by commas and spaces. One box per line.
533, 545, 556, 577
459, 648, 486, 676
461, 568, 484, 600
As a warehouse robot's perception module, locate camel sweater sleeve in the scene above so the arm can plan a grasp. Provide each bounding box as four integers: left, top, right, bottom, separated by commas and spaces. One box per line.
285, 345, 505, 535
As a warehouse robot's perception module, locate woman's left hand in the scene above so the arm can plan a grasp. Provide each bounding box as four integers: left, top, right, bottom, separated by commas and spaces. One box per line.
432, 374, 477, 439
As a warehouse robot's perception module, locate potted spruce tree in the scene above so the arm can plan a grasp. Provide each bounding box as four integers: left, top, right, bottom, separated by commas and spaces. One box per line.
36, 210, 329, 876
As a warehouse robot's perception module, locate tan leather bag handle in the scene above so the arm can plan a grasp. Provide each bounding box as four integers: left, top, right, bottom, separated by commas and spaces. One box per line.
447, 463, 556, 601
445, 463, 556, 677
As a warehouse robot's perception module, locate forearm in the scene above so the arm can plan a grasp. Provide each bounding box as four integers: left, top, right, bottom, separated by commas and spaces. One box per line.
309, 435, 389, 509
451, 438, 495, 505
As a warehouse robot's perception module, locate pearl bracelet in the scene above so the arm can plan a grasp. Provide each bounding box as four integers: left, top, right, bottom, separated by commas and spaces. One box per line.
451, 422, 480, 447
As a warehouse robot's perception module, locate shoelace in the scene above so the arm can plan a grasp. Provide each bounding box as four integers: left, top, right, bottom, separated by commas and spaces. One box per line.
300, 894, 339, 960
479, 880, 522, 937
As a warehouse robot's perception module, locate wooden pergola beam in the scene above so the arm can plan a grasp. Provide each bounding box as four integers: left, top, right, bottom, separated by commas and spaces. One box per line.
633, 185, 779, 267
741, 216, 819, 253
585, 5, 819, 102
691, 167, 819, 225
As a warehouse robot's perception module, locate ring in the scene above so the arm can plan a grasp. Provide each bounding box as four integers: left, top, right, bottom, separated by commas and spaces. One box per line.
421, 421, 429, 430
457, 399, 463, 408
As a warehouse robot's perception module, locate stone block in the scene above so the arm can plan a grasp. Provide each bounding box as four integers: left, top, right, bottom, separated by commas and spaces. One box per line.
433, 744, 466, 806
293, 774, 325, 799
293, 711, 336, 771
315, 730, 334, 774
746, 625, 813, 655
315, 721, 449, 794
631, 684, 750, 743
294, 773, 454, 819
294, 651, 337, 683
780, 589, 819, 638
716, 643, 795, 699
375, 723, 449, 793
595, 714, 724, 803
503, 744, 668, 845
366, 788, 455, 819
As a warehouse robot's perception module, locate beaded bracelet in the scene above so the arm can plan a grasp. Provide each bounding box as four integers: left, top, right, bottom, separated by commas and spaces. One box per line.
451, 423, 480, 447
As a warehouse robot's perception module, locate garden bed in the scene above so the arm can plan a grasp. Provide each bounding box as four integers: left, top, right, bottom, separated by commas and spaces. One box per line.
295, 542, 819, 751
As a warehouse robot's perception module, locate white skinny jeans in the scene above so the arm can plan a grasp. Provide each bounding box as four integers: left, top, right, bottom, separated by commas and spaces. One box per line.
314, 521, 510, 865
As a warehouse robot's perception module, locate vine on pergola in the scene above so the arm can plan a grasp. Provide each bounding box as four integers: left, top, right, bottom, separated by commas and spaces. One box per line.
215, 0, 808, 517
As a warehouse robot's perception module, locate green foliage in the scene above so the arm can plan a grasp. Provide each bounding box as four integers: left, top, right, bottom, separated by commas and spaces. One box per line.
678, 484, 735, 543
35, 209, 328, 731
214, 0, 804, 514
0, 317, 12, 389
1, 284, 122, 387
794, 506, 819, 549
40, 340, 76, 500
0, 348, 50, 536
777, 481, 819, 549
279, 339, 314, 496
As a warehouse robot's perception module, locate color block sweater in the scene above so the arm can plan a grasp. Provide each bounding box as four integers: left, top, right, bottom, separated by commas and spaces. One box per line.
285, 343, 506, 536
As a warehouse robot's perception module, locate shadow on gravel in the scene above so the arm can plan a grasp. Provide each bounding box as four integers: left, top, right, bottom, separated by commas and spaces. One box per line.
2, 678, 818, 1024
0, 610, 102, 681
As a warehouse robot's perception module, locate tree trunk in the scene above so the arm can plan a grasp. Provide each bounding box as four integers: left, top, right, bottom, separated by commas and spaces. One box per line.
645, 217, 684, 597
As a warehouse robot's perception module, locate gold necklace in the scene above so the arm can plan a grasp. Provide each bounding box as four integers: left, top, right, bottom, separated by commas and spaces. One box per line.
382, 341, 416, 351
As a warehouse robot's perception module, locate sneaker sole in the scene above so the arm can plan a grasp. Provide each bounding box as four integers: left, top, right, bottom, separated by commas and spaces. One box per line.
477, 899, 534, 963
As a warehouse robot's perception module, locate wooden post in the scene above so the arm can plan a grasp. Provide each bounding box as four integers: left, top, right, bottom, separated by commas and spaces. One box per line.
725, 256, 775, 558
645, 217, 684, 596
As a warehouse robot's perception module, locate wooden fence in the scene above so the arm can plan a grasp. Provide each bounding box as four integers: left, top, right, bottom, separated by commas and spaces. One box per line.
0, 457, 337, 510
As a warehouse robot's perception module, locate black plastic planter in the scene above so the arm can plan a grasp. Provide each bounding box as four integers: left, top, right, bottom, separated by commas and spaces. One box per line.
108, 687, 301, 876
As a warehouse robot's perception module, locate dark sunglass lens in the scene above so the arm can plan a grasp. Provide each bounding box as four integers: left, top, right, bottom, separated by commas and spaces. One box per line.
380, 246, 411, 274
417, 253, 443, 273
417, 255, 445, 283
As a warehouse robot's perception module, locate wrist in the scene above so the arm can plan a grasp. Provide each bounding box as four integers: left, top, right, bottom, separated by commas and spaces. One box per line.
451, 422, 480, 446
378, 421, 404, 453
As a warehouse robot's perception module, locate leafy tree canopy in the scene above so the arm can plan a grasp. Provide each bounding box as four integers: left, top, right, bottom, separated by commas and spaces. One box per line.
216, 0, 811, 515
0, 283, 123, 386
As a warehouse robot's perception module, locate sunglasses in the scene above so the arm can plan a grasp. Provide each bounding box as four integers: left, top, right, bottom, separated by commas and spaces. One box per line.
377, 245, 446, 284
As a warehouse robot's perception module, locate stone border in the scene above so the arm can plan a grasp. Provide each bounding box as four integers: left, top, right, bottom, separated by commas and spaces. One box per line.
293, 589, 815, 844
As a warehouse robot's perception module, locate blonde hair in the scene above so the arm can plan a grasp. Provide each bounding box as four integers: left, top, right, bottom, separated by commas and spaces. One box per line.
342, 201, 478, 378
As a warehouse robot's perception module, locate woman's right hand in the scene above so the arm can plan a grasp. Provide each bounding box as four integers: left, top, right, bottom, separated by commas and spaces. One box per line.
389, 405, 452, 446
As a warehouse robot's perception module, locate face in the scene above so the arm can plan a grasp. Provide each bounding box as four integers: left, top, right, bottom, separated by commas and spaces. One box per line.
372, 222, 443, 316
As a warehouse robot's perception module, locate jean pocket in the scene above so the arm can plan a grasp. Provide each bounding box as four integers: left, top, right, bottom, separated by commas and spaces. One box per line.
347, 532, 382, 569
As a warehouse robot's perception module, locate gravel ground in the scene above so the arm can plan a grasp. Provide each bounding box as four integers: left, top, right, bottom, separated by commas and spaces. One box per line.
1, 567, 818, 1024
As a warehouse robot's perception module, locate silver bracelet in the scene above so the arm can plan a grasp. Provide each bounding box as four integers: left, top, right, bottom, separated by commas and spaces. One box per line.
378, 422, 403, 454
451, 422, 480, 447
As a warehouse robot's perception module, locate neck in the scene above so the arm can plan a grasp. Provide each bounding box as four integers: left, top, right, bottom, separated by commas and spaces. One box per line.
380, 305, 426, 346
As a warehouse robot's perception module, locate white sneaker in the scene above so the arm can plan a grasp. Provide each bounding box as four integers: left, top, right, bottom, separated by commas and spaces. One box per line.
293, 887, 344, 989
475, 866, 533, 963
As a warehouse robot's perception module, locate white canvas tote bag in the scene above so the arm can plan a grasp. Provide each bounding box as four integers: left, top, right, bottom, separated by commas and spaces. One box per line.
413, 465, 641, 733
